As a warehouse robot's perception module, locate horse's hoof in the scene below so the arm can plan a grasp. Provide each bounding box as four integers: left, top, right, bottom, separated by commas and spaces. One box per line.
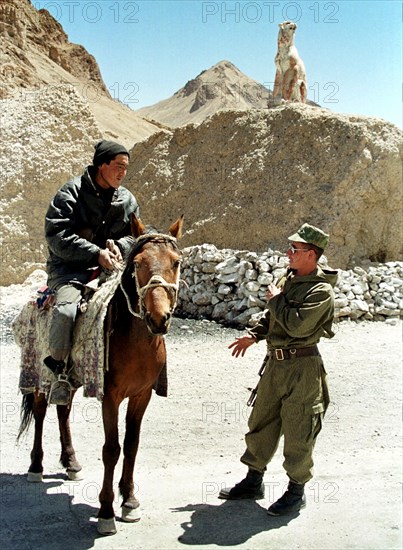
67, 469, 83, 481
27, 472, 43, 483
121, 505, 141, 523
97, 517, 117, 536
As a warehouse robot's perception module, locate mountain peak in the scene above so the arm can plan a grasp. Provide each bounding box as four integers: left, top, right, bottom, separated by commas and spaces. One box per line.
201, 59, 240, 73
180, 60, 244, 97
138, 61, 272, 127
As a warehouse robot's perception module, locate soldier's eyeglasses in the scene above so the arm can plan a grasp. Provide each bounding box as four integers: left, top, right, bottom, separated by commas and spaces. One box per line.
288, 244, 311, 254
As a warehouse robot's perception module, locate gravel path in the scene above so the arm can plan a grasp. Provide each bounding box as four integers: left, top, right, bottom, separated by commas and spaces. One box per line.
0, 284, 401, 549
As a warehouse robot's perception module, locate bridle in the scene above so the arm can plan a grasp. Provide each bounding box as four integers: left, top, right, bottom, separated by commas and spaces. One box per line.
120, 233, 181, 321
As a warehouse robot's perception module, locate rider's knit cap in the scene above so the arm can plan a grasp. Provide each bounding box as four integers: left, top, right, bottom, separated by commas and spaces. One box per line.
93, 140, 130, 167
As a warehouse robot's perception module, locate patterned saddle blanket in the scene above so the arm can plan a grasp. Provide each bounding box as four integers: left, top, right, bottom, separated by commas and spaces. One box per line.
12, 271, 168, 401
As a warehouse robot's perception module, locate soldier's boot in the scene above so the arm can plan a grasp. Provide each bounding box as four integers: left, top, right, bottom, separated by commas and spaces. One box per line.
218, 468, 265, 500
44, 357, 72, 406
267, 481, 306, 516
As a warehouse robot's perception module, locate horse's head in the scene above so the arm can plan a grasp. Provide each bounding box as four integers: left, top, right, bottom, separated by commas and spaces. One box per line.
121, 214, 184, 336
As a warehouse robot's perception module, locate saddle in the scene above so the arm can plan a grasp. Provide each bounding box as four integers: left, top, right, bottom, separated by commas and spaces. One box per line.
13, 269, 168, 401
13, 271, 122, 401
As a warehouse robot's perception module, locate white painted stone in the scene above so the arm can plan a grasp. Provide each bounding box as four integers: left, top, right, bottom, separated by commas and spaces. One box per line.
245, 281, 261, 293
217, 284, 232, 296
351, 299, 369, 312
216, 272, 238, 284
335, 296, 349, 308
256, 260, 270, 273
257, 272, 273, 285
245, 269, 258, 281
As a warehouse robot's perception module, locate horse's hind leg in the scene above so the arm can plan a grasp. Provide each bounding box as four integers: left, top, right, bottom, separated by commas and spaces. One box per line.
27, 392, 47, 482
119, 389, 152, 523
57, 390, 82, 480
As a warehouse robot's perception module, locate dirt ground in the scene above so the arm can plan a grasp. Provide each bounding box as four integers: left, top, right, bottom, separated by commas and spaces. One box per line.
0, 283, 401, 550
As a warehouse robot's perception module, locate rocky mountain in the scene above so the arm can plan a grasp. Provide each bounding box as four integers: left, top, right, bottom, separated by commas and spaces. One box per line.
0, 0, 107, 95
126, 104, 402, 269
136, 60, 273, 127
136, 60, 320, 128
0, 0, 159, 146
1, 1, 402, 285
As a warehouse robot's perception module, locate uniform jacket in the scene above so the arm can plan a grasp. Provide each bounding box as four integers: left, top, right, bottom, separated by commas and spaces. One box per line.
249, 266, 338, 350
45, 166, 139, 289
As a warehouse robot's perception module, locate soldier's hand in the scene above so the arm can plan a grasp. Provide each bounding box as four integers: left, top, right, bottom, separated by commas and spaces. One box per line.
266, 283, 281, 300
228, 335, 256, 358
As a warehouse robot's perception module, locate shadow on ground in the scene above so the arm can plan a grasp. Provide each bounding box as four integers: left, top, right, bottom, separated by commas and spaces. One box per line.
0, 473, 100, 550
173, 501, 300, 546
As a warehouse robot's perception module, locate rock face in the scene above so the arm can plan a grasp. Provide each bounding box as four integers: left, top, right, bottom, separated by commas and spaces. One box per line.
0, 0, 160, 146
127, 104, 402, 269
0, 0, 107, 97
0, 85, 100, 285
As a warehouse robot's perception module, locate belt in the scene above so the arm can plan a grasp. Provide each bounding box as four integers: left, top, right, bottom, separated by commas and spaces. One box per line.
269, 346, 319, 361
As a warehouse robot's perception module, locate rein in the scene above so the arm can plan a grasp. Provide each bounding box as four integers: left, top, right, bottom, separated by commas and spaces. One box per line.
119, 233, 181, 320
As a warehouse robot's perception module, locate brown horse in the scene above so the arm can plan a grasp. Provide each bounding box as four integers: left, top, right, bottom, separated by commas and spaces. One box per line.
97, 214, 183, 534
17, 214, 183, 536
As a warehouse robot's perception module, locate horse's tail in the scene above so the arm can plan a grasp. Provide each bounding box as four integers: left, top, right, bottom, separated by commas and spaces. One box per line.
17, 393, 35, 441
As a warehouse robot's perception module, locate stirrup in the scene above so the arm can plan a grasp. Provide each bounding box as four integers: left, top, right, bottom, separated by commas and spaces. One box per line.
48, 374, 72, 406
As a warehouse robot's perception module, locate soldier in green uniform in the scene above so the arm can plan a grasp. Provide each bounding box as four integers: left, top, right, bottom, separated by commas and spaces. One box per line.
219, 223, 338, 516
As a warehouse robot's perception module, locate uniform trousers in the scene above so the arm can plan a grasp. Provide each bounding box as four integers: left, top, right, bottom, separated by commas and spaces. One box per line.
241, 354, 329, 484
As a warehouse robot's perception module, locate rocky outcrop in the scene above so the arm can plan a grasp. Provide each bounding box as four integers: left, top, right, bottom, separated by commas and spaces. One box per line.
0, 0, 160, 145
0, 0, 107, 97
0, 85, 100, 285
127, 104, 402, 269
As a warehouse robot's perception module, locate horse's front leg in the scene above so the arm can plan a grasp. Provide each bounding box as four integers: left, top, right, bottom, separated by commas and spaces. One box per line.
120, 388, 153, 523
98, 391, 122, 535
27, 392, 47, 482
57, 390, 82, 480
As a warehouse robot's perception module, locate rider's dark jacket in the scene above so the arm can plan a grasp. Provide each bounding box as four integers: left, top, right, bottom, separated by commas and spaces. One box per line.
45, 166, 139, 289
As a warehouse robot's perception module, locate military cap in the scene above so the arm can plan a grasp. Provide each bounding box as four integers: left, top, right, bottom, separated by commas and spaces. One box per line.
288, 223, 329, 250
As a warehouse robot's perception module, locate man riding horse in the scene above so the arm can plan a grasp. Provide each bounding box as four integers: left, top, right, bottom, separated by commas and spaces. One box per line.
44, 140, 139, 404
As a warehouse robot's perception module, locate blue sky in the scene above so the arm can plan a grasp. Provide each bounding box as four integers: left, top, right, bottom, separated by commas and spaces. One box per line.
33, 0, 402, 127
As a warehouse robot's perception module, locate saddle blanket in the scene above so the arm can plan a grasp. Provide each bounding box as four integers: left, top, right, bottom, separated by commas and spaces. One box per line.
12, 272, 168, 401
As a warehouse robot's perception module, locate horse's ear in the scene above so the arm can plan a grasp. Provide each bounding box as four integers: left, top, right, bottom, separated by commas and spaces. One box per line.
168, 215, 184, 239
131, 214, 146, 238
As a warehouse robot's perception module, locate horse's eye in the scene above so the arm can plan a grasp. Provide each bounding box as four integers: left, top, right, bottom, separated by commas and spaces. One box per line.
173, 260, 181, 269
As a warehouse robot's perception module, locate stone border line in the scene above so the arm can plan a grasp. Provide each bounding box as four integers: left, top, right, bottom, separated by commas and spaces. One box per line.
177, 244, 402, 327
